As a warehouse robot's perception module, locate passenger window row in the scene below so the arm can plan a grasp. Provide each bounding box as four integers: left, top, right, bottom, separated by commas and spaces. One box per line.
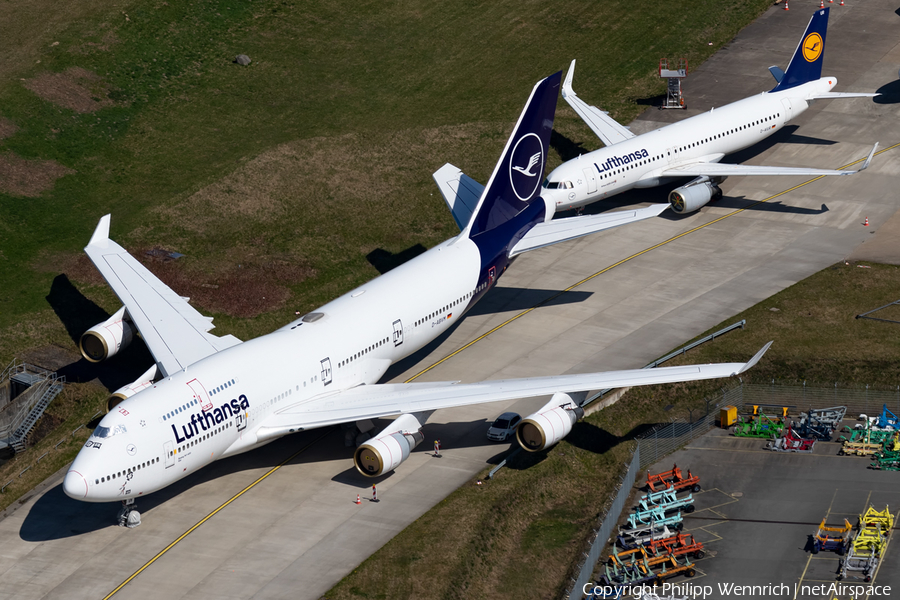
339, 336, 390, 368
97, 456, 160, 485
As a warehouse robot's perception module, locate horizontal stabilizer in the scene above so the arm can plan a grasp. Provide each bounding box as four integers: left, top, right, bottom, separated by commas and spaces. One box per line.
810, 92, 880, 99
509, 204, 668, 257
768, 66, 785, 84
432, 164, 484, 230
562, 60, 634, 147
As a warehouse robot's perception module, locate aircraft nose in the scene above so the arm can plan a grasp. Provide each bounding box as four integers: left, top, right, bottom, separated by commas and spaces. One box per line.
63, 469, 88, 499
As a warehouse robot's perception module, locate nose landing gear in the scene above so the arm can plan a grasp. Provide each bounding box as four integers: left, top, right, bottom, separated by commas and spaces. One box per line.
118, 498, 141, 528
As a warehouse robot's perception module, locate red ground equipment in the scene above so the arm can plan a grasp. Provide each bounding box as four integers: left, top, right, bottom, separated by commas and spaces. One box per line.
646, 532, 706, 559
646, 464, 701, 493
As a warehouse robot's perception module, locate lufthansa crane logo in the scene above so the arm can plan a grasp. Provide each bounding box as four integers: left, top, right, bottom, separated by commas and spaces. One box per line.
802, 32, 823, 63
509, 133, 544, 202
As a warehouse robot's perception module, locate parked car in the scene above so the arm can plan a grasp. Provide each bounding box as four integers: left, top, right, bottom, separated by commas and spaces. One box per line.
487, 412, 521, 442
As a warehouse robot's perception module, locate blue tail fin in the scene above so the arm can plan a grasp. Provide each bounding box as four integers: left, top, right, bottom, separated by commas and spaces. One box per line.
465, 72, 561, 238
771, 8, 829, 92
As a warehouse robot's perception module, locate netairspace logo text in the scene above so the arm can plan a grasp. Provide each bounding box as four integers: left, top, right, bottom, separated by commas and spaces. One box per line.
582, 582, 892, 599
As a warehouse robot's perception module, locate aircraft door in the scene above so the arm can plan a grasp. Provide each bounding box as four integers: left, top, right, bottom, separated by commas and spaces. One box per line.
582, 168, 597, 194
320, 358, 333, 386
393, 319, 404, 347
186, 378, 213, 412
236, 411, 247, 432
780, 98, 793, 122
164, 441, 174, 468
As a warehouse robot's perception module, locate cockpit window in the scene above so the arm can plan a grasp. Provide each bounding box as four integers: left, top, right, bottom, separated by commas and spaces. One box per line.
544, 180, 561, 189
93, 424, 127, 439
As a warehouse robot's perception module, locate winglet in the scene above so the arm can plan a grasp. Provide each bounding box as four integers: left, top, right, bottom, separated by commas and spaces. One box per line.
857, 143, 878, 173
735, 341, 773, 376
88, 214, 111, 248
562, 59, 576, 100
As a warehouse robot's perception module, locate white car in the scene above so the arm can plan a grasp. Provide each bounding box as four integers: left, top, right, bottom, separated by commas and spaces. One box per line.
487, 412, 521, 442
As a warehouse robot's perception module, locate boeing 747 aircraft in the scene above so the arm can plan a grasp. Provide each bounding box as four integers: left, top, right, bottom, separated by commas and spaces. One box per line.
522, 8, 877, 215
64, 72, 770, 523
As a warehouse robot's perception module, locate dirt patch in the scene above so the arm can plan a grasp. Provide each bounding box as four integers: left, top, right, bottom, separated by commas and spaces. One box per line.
0, 117, 16, 140
24, 67, 115, 113
138, 248, 314, 318
0, 152, 74, 197
27, 412, 64, 448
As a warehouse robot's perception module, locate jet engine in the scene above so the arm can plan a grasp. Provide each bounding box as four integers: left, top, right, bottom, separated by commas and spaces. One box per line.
516, 392, 585, 452
668, 177, 723, 214
107, 364, 159, 412
80, 307, 136, 362
353, 413, 425, 477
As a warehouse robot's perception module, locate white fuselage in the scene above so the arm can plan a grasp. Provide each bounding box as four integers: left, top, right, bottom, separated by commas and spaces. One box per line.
542, 78, 837, 211
65, 236, 494, 502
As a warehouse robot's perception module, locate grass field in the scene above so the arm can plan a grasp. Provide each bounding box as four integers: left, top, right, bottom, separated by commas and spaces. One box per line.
325, 259, 900, 600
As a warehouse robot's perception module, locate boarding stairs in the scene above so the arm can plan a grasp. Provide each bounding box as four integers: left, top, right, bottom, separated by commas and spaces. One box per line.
0, 360, 65, 453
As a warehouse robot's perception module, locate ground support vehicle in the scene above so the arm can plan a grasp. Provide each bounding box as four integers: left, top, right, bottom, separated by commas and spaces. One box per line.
801, 406, 846, 429
811, 518, 852, 554
599, 555, 696, 588
645, 464, 701, 493
732, 413, 783, 439
646, 532, 705, 559
839, 547, 878, 582
839, 505, 894, 581
840, 425, 893, 445
617, 524, 676, 549
875, 404, 899, 429
767, 427, 816, 453
637, 486, 695, 514
792, 419, 833, 441
841, 440, 882, 456
624, 506, 683, 531
652, 555, 697, 583
870, 448, 900, 470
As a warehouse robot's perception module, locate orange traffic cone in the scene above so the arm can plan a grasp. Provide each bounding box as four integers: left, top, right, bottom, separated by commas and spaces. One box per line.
784, 1, 789, 10
819, 0, 824, 8
839, 0, 844, 5
864, 217, 869, 227
355, 494, 361, 505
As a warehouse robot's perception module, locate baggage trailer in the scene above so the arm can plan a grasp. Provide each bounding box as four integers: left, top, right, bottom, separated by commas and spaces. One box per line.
637, 485, 695, 514
624, 506, 683, 531
811, 518, 852, 554
838, 505, 894, 581
646, 532, 706, 559
645, 464, 701, 493
617, 524, 676, 549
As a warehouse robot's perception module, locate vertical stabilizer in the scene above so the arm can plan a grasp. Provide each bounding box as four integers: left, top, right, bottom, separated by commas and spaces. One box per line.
771, 8, 829, 92
464, 72, 561, 238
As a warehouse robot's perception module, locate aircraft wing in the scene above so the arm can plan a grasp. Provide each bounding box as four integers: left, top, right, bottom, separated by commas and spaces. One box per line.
255, 342, 771, 441
660, 143, 877, 178
84, 215, 242, 377
562, 60, 635, 147
509, 204, 668, 257
433, 163, 485, 230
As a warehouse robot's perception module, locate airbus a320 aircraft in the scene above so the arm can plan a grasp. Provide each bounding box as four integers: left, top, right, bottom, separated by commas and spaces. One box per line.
534, 8, 877, 215
64, 72, 771, 523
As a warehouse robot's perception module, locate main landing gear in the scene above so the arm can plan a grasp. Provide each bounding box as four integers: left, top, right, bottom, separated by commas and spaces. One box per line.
118, 498, 141, 528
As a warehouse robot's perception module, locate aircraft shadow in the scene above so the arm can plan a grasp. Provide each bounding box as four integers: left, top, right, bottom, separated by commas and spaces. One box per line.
20, 427, 350, 541
550, 130, 592, 163
367, 244, 427, 275
874, 79, 900, 104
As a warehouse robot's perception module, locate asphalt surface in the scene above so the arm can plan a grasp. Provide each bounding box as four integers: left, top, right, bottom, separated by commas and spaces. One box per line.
2, 2, 900, 599
639, 427, 899, 600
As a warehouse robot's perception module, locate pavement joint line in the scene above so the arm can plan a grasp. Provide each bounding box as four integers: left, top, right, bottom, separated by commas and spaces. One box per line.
101, 428, 334, 600
404, 142, 900, 384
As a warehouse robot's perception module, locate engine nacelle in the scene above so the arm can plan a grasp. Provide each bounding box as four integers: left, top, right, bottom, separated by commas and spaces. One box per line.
107, 364, 160, 412
668, 178, 723, 214
353, 413, 425, 477
542, 196, 558, 222
516, 392, 585, 452
80, 307, 136, 362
